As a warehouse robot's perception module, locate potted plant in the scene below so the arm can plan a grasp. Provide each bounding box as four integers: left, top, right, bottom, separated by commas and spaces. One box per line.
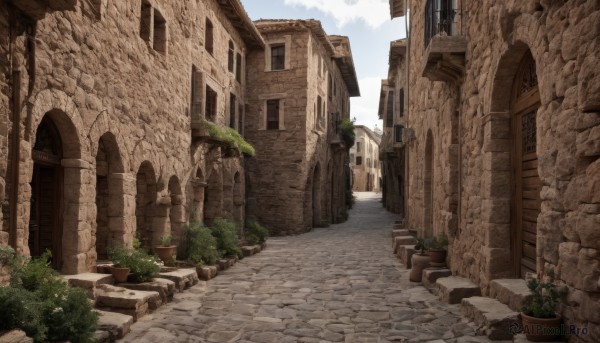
409, 238, 430, 282
108, 246, 132, 283
426, 232, 448, 264
520, 272, 564, 342
154, 235, 177, 264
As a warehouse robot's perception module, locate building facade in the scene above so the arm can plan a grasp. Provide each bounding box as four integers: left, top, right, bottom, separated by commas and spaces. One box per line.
383, 0, 600, 340
245, 20, 359, 235
0, 0, 263, 275
350, 125, 382, 192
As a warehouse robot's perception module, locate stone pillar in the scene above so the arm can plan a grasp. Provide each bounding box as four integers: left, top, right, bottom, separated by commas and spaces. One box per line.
152, 195, 171, 248
107, 173, 137, 249
191, 178, 207, 224
61, 158, 93, 274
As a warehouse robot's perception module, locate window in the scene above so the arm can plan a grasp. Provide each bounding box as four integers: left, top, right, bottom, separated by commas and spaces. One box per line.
394, 124, 404, 143
205, 86, 217, 121
356, 156, 362, 165
229, 93, 236, 128
235, 53, 242, 82
205, 19, 214, 55
228, 41, 234, 72
140, 1, 167, 54
191, 66, 203, 120
238, 103, 244, 134
266, 99, 280, 130
356, 142, 361, 152
386, 90, 394, 127
317, 96, 322, 121
328, 75, 332, 100
271, 44, 285, 70
425, 0, 457, 46
399, 88, 405, 117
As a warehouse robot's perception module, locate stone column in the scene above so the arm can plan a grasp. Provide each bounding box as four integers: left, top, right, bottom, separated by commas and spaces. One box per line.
61, 158, 93, 274
191, 178, 207, 224
107, 173, 137, 249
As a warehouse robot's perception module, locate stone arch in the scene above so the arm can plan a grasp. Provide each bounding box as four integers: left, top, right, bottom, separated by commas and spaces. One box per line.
203, 165, 223, 226
311, 163, 322, 227
88, 110, 131, 173
95, 132, 127, 260
168, 175, 185, 245
483, 39, 543, 280
423, 130, 434, 239
135, 161, 157, 251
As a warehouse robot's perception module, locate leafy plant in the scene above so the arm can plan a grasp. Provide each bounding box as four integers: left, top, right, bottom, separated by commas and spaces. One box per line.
184, 222, 220, 266
0, 245, 15, 267
108, 245, 160, 282
425, 232, 449, 250
414, 238, 426, 255
204, 122, 256, 156
158, 235, 175, 246
2, 252, 98, 342
521, 271, 564, 318
245, 219, 269, 244
210, 218, 242, 258
340, 118, 356, 148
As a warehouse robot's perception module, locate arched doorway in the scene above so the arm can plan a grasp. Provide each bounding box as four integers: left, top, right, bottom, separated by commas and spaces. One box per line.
312, 164, 321, 227
29, 115, 63, 269
424, 130, 434, 238
136, 161, 157, 251
511, 51, 540, 278
95, 132, 125, 260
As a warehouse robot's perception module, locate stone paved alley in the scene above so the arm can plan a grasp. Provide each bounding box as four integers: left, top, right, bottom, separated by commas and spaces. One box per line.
120, 193, 500, 343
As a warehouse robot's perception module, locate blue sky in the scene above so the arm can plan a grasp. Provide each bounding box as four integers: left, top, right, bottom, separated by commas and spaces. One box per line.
242, 0, 406, 131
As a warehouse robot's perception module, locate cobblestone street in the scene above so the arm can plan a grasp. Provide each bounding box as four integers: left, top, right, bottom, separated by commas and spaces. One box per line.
120, 193, 497, 343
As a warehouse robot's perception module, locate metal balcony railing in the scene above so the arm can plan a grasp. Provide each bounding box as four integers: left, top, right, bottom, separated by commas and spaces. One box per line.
424, 0, 463, 48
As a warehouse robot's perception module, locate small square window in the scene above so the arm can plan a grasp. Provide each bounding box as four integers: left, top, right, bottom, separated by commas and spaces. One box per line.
356, 156, 362, 165
205, 19, 214, 55
228, 41, 234, 72
271, 44, 285, 71
266, 99, 280, 130
205, 86, 217, 121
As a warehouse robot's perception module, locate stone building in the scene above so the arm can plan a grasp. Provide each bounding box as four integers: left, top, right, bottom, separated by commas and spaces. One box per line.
0, 0, 263, 274
383, 0, 600, 339
244, 20, 359, 235
350, 125, 382, 192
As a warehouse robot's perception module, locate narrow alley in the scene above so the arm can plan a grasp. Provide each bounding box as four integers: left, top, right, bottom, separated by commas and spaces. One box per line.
121, 193, 494, 343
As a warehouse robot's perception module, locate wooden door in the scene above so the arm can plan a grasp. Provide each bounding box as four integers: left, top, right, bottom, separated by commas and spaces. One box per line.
511, 52, 540, 278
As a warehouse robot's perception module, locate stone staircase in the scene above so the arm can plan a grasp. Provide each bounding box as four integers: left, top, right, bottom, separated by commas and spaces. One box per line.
389, 226, 532, 342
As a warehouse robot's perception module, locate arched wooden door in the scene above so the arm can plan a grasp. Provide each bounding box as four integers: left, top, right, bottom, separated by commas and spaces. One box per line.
511, 51, 540, 278
30, 116, 63, 269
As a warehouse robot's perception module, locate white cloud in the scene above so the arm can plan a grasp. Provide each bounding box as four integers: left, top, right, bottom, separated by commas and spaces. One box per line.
284, 0, 389, 29
350, 77, 383, 131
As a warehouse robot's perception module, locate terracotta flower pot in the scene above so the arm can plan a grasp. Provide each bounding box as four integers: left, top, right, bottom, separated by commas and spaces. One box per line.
111, 266, 130, 283
427, 249, 447, 264
521, 312, 562, 342
154, 245, 176, 263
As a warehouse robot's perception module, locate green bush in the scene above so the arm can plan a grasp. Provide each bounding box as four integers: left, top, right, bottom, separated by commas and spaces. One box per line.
108, 245, 160, 282
0, 286, 46, 342
185, 222, 220, 266
245, 219, 268, 244
210, 218, 242, 258
2, 252, 98, 343
340, 118, 356, 148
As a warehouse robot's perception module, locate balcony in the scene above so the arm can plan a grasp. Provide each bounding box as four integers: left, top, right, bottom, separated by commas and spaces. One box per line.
422, 0, 467, 83
9, 0, 76, 20
329, 132, 345, 150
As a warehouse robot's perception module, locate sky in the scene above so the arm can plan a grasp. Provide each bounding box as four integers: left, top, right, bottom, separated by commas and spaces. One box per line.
242, 0, 406, 132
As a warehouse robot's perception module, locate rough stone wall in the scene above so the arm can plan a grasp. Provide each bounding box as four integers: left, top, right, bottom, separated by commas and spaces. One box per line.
402, 0, 600, 339
245, 22, 353, 234
0, 0, 251, 274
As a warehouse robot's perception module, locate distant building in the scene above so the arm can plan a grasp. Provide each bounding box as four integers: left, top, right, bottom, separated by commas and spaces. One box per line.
244, 20, 360, 234
349, 126, 381, 192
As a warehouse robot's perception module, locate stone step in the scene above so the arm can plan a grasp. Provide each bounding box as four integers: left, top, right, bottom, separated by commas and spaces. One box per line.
157, 268, 199, 291
242, 245, 256, 257
435, 276, 481, 304
422, 268, 452, 290
0, 330, 32, 343
489, 279, 532, 312
95, 310, 134, 340
397, 244, 416, 268
197, 265, 218, 280
392, 229, 409, 237
119, 278, 176, 306
393, 236, 416, 254
461, 296, 519, 340
95, 284, 161, 321
62, 272, 114, 299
